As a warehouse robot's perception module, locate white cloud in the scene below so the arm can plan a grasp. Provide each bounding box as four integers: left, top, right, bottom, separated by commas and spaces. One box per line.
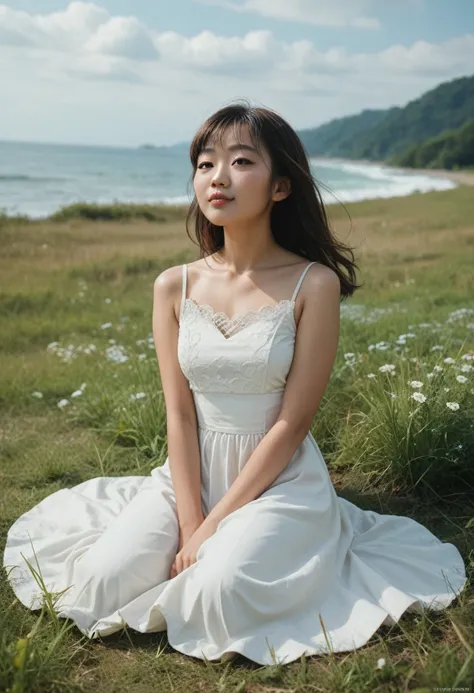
84, 16, 158, 60
0, 2, 109, 49
155, 29, 276, 73
194, 0, 381, 28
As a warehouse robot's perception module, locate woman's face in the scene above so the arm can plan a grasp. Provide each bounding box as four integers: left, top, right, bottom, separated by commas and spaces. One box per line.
193, 124, 280, 226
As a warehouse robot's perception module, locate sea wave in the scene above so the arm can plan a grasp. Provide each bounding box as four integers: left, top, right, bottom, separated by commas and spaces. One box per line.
0, 174, 67, 183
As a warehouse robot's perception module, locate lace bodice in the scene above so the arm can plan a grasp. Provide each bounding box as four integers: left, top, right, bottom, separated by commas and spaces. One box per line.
177, 261, 316, 394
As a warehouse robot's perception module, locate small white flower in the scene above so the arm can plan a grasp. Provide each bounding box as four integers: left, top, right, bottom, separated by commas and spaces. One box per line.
138, 353, 147, 360
79, 382, 87, 391
376, 658, 386, 669
344, 352, 355, 359
457, 444, 463, 449
408, 380, 423, 389
379, 364, 396, 373
411, 392, 427, 403
456, 375, 468, 384
108, 338, 116, 345
446, 401, 460, 411
57, 398, 70, 409
70, 389, 83, 398
461, 364, 473, 372
105, 298, 112, 304
388, 392, 397, 399
130, 392, 147, 401
101, 322, 112, 329
444, 357, 455, 364
461, 353, 473, 361
444, 387, 450, 392
31, 391, 43, 399
433, 365, 444, 372
430, 345, 443, 351
367, 373, 376, 379
105, 345, 129, 363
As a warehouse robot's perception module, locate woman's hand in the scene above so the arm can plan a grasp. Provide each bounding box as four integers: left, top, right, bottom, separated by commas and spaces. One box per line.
169, 517, 219, 579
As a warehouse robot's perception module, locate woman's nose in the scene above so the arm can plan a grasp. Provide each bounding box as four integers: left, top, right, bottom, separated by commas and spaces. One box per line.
211, 165, 230, 187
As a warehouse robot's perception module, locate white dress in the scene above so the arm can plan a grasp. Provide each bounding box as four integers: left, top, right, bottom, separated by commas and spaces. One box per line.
3, 261, 467, 666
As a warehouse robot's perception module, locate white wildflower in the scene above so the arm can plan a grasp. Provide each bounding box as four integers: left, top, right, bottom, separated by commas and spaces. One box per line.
367, 373, 376, 379
70, 389, 83, 398
430, 345, 443, 351
379, 364, 396, 373
130, 392, 147, 401
456, 375, 468, 384
101, 322, 112, 329
446, 402, 460, 411
427, 373, 434, 379
408, 380, 423, 389
376, 658, 386, 669
444, 387, 450, 392
31, 391, 43, 399
105, 298, 112, 304
344, 353, 355, 359
138, 353, 147, 360
433, 365, 444, 372
57, 399, 70, 409
105, 345, 129, 364
461, 364, 473, 372
411, 392, 427, 403
443, 357, 455, 364
461, 353, 473, 361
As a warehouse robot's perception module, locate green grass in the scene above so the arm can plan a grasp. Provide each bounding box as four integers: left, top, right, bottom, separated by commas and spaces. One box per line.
1, 187, 474, 691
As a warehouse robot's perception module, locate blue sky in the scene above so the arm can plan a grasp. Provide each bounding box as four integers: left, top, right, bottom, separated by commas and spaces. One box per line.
1, 1, 473, 146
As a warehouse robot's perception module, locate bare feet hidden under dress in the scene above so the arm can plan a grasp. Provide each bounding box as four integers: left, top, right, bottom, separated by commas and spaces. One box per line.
3, 261, 467, 665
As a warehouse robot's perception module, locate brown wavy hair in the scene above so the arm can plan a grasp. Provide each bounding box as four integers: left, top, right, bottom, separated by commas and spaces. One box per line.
185, 99, 362, 299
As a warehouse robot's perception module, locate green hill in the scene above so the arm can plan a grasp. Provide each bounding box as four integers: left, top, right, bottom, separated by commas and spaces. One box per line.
387, 118, 474, 169
298, 74, 474, 164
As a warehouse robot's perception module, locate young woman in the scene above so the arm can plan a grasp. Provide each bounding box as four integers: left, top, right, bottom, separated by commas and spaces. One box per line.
4, 101, 467, 666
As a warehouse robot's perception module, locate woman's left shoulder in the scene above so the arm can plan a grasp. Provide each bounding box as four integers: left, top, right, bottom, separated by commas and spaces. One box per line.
306, 262, 341, 292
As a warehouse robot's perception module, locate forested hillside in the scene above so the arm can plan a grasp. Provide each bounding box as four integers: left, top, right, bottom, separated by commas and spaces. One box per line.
387, 118, 474, 170
297, 74, 474, 168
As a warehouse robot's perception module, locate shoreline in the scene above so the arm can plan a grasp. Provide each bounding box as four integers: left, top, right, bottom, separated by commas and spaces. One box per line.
314, 156, 474, 188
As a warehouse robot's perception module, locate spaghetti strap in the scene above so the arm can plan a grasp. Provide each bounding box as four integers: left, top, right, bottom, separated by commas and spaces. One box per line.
180, 264, 188, 316
291, 262, 316, 302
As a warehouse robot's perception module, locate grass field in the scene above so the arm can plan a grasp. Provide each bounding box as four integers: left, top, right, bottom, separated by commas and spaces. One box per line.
1, 185, 473, 692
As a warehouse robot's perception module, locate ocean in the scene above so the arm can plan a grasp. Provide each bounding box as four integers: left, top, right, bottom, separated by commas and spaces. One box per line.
0, 140, 457, 219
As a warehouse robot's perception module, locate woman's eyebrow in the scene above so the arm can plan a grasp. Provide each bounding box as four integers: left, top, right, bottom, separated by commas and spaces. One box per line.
200, 144, 258, 154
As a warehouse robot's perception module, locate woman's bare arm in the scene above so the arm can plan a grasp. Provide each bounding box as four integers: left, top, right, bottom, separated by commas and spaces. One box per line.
152, 266, 204, 533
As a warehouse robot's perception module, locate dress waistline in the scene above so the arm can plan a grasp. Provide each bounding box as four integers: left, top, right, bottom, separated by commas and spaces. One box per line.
192, 391, 284, 434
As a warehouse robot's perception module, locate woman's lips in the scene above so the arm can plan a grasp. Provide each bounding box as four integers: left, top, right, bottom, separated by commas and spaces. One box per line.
210, 198, 233, 207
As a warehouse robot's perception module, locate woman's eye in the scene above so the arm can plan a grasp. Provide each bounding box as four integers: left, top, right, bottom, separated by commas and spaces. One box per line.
233, 158, 251, 165
197, 161, 212, 169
